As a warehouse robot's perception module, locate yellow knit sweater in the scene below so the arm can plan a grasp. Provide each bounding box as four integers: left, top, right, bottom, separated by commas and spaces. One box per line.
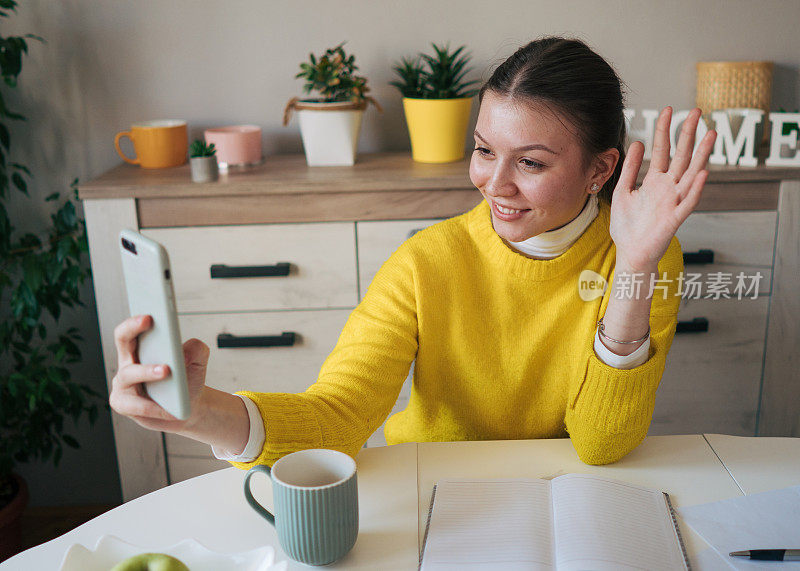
234, 198, 683, 468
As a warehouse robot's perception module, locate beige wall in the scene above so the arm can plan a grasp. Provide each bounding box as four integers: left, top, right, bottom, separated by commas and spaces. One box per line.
6, 0, 800, 505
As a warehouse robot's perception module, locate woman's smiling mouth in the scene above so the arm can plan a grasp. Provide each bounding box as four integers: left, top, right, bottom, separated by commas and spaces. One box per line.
491, 200, 530, 220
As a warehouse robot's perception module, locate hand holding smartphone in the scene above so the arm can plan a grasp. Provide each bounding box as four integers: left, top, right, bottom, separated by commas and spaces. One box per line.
119, 229, 191, 420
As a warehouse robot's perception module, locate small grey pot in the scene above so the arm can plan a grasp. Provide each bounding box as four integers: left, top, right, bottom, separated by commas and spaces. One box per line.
190, 155, 219, 183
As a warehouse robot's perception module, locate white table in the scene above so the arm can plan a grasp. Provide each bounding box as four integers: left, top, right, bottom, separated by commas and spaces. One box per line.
3, 445, 419, 570
3, 434, 798, 570
704, 434, 800, 494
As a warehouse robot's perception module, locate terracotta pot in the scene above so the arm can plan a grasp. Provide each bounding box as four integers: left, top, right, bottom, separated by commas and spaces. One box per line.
0, 473, 29, 562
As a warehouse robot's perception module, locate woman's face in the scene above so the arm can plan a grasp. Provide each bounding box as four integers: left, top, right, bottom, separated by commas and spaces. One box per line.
469, 90, 615, 243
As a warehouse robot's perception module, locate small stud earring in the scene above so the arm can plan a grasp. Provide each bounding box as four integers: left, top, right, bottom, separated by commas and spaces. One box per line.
591, 183, 599, 192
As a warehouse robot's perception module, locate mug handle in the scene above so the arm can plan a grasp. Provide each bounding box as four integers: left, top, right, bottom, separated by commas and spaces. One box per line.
244, 464, 275, 526
114, 131, 139, 165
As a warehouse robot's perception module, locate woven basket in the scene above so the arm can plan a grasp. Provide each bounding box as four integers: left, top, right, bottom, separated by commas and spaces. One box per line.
696, 61, 773, 143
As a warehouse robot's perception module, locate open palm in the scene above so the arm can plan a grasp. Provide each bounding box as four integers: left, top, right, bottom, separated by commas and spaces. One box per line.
609, 107, 717, 271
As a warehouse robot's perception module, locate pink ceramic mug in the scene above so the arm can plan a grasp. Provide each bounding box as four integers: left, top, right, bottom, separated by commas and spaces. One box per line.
204, 125, 262, 167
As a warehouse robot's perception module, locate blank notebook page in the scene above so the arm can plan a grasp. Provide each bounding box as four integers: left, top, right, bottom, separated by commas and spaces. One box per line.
420, 479, 554, 571
551, 474, 685, 571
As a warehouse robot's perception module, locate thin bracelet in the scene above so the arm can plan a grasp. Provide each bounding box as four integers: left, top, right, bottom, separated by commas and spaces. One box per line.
596, 316, 650, 344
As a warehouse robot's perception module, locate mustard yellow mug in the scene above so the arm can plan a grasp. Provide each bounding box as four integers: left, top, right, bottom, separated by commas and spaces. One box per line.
114, 120, 188, 168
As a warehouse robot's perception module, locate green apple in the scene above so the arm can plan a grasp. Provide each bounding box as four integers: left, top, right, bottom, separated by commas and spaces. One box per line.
110, 552, 190, 571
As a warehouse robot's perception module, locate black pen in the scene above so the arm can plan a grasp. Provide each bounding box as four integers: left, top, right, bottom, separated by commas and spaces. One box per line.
730, 549, 800, 561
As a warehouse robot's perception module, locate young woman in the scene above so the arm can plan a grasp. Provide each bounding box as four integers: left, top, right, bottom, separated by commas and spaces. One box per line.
109, 37, 716, 466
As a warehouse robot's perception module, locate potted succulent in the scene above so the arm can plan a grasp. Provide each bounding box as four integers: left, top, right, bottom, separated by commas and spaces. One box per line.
283, 42, 381, 166
0, 2, 100, 561
189, 139, 218, 182
390, 43, 480, 163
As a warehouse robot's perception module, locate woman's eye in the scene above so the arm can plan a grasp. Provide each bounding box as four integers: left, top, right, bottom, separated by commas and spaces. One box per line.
520, 158, 544, 169
474, 146, 492, 156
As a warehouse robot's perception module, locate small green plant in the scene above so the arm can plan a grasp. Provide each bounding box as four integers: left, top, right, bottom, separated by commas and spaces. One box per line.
189, 139, 216, 158
390, 43, 480, 99
295, 42, 369, 103
390, 57, 426, 98
0, 0, 100, 510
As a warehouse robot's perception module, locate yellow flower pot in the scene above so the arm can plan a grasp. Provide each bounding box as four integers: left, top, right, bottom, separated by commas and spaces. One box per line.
402, 97, 473, 163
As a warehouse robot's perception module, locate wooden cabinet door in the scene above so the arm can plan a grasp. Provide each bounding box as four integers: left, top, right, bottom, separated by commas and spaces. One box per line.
165, 309, 353, 460
650, 296, 770, 436
676, 211, 776, 296
143, 222, 358, 312
356, 219, 444, 299
356, 220, 442, 446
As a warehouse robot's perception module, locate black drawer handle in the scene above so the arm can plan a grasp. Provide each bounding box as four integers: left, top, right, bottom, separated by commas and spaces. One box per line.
682, 249, 714, 265
217, 332, 296, 348
210, 262, 291, 279
675, 317, 709, 334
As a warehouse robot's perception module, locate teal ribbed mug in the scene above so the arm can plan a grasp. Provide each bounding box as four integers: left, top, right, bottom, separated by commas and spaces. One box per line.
243, 449, 359, 566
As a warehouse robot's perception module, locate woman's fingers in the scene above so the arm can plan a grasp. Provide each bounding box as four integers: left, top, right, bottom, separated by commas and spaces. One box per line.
649, 107, 673, 173
680, 129, 717, 190
111, 391, 179, 421
114, 362, 170, 390
676, 169, 709, 222
616, 140, 644, 194
668, 108, 702, 181
109, 318, 204, 429
128, 415, 178, 432
183, 338, 210, 367
110, 363, 177, 421
114, 314, 153, 366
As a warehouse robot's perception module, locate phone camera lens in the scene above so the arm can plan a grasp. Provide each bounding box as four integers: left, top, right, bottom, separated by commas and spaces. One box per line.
121, 238, 137, 255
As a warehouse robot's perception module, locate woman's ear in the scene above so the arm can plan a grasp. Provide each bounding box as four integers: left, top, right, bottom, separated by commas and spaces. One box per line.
590, 148, 620, 190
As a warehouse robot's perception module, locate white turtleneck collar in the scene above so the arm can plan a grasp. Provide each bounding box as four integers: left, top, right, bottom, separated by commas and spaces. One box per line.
505, 193, 600, 259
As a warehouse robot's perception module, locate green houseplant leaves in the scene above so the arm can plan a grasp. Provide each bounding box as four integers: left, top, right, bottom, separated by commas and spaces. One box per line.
189, 139, 216, 158
0, 0, 100, 509
295, 42, 370, 103
390, 43, 480, 99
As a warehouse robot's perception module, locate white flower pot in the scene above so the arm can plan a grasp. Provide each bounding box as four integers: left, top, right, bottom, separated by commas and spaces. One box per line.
190, 156, 219, 183
283, 99, 374, 167
296, 107, 364, 166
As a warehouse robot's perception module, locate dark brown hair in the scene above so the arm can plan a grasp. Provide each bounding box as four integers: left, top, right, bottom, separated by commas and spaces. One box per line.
479, 36, 628, 204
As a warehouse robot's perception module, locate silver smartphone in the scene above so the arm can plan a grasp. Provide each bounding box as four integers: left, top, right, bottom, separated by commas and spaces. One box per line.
119, 229, 191, 420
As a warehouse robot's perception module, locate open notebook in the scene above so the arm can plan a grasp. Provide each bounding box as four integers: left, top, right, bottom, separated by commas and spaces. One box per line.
419, 474, 689, 571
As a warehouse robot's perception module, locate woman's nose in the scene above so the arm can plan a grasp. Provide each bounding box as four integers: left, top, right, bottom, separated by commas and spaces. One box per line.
484, 164, 516, 197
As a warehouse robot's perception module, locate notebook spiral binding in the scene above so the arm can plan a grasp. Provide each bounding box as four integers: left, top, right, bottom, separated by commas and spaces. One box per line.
418, 484, 438, 571
664, 492, 692, 571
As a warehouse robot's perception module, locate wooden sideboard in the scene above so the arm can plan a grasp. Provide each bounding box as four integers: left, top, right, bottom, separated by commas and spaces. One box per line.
78, 152, 800, 501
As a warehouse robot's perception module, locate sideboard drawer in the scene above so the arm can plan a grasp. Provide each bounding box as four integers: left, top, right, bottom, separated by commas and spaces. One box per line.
676, 211, 775, 296
649, 296, 770, 436
142, 222, 358, 312
169, 307, 410, 457
165, 308, 352, 458
357, 219, 443, 298
178, 309, 352, 394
